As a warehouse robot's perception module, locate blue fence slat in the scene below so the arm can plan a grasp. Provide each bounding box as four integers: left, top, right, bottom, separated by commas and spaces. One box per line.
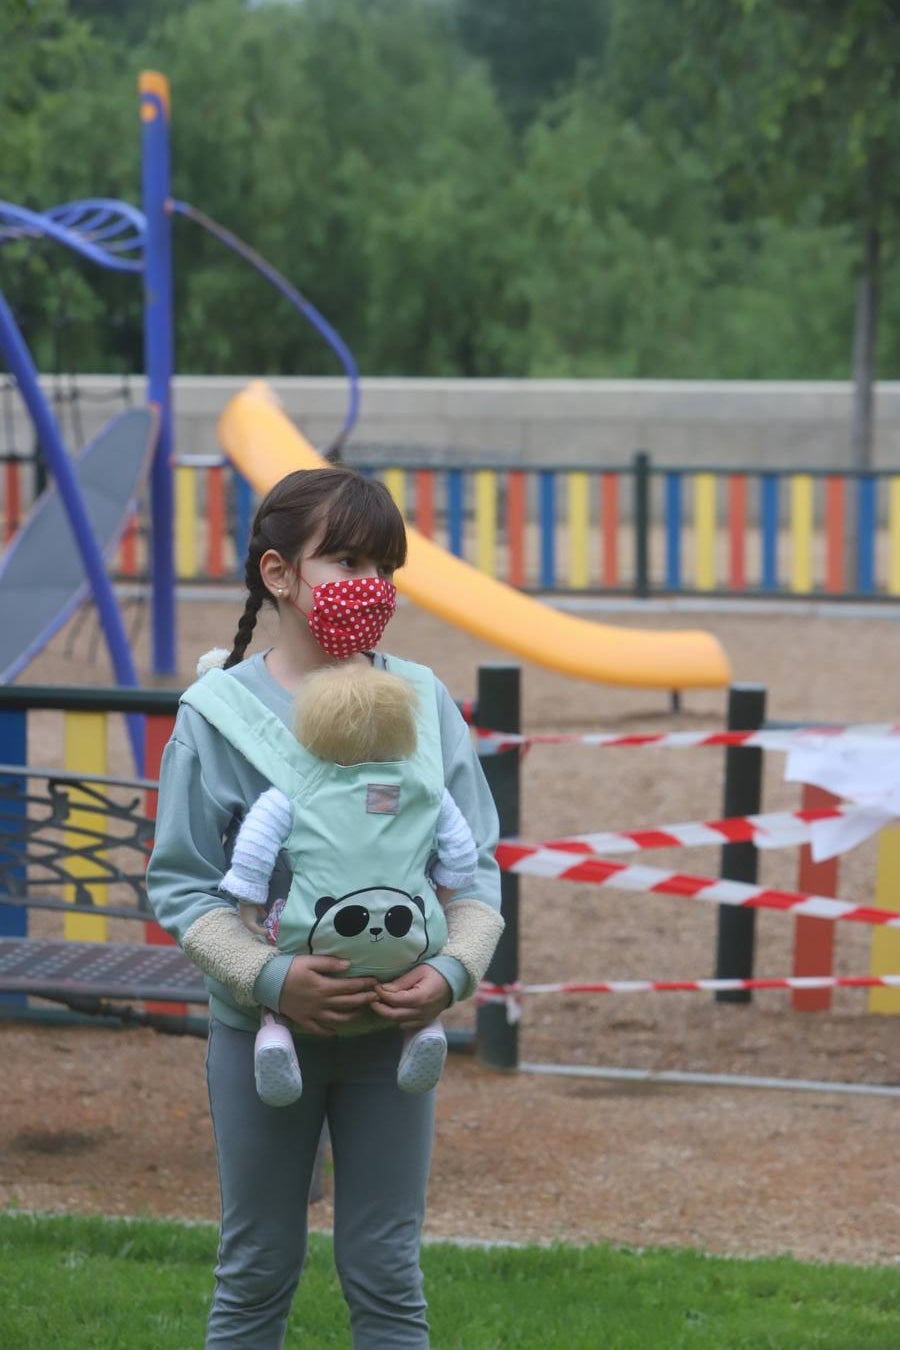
761, 475, 779, 591
0, 708, 27, 1003
539, 471, 555, 589
857, 475, 876, 594
447, 470, 464, 558
233, 474, 253, 572
664, 472, 682, 589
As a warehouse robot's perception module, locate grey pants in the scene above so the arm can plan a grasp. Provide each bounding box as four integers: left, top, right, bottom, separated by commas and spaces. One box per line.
205, 1019, 435, 1349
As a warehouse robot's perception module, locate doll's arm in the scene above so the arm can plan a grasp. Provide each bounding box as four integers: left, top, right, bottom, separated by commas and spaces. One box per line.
220, 785, 293, 907
431, 788, 478, 890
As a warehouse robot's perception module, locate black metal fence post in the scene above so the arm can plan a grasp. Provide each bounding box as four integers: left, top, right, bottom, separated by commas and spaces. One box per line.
714, 683, 767, 1002
475, 664, 521, 1070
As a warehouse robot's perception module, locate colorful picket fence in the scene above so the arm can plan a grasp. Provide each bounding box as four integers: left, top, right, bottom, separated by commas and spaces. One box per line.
5, 450, 900, 598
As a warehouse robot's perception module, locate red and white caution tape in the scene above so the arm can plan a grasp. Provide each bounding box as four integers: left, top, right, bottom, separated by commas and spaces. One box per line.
532, 802, 863, 856
475, 723, 900, 756
478, 974, 900, 1021
495, 840, 900, 927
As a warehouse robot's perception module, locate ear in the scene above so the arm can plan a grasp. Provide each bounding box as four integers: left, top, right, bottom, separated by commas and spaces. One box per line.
260, 549, 294, 601
411, 894, 425, 916
314, 895, 337, 919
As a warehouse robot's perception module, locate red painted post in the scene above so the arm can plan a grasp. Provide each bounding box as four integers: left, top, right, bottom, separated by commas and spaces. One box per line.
601, 473, 618, 587
824, 477, 844, 594
143, 710, 185, 1015
119, 514, 139, 575
414, 470, 434, 540
4, 460, 21, 545
728, 475, 746, 590
792, 783, 838, 1010
506, 471, 525, 588
207, 465, 225, 578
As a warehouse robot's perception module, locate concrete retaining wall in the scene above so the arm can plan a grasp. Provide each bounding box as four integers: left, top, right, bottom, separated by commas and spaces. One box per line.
7, 375, 900, 472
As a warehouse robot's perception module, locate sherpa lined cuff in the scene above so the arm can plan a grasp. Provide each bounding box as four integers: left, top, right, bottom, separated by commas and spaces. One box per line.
182, 907, 276, 1006
440, 899, 505, 1000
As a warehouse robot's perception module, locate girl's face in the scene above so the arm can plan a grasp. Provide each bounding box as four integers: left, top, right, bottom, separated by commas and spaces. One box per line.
283, 528, 399, 660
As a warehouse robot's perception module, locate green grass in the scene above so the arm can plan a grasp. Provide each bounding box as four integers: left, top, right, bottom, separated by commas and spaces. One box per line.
1, 1210, 897, 1348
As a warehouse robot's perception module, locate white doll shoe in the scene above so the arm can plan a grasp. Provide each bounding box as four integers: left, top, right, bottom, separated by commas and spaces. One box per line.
254, 1016, 303, 1107
397, 1022, 448, 1095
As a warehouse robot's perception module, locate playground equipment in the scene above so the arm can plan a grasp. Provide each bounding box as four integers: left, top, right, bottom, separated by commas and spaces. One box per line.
0, 227, 157, 759
219, 383, 732, 690
0, 71, 360, 715
0, 408, 157, 683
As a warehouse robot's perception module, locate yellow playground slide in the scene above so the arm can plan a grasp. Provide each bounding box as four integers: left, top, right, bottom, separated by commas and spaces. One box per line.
218, 383, 731, 689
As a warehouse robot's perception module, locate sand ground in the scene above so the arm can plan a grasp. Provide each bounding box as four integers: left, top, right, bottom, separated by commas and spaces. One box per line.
1, 593, 899, 1265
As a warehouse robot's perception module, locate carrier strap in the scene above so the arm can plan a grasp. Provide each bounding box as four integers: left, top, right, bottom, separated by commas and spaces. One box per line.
181, 657, 441, 802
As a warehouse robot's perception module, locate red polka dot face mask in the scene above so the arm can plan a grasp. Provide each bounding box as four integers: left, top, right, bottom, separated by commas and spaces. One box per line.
294, 572, 397, 660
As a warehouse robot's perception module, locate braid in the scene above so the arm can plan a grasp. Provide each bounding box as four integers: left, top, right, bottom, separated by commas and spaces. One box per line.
224, 531, 270, 669
224, 592, 263, 669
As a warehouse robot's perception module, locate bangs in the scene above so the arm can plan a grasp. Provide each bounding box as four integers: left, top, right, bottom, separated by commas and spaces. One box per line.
310, 474, 408, 570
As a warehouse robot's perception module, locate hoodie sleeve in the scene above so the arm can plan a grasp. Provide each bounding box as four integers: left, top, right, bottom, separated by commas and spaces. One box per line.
424, 678, 503, 1003
146, 721, 285, 1007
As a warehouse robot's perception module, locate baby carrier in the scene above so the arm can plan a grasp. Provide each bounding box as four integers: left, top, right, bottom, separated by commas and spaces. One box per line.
181, 656, 449, 977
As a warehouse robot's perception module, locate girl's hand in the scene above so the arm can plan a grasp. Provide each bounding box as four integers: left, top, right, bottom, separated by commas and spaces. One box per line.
371, 964, 452, 1030
278, 955, 377, 1036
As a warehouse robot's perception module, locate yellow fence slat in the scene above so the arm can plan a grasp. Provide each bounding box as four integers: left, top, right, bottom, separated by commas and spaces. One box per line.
175, 465, 197, 578
63, 711, 108, 942
789, 475, 814, 593
888, 478, 900, 596
869, 825, 900, 1013
693, 474, 716, 591
383, 468, 406, 516
567, 472, 590, 589
475, 470, 497, 576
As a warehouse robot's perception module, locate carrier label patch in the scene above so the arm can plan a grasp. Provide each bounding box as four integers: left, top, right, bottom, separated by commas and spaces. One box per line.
366, 783, 401, 815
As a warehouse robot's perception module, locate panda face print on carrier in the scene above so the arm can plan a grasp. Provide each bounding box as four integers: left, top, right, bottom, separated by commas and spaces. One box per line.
307, 886, 431, 975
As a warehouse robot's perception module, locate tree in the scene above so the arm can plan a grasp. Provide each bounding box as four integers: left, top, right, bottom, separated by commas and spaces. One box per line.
609, 0, 900, 472
148, 0, 516, 377
452, 0, 611, 127
0, 2, 140, 374
497, 79, 723, 378
67, 0, 194, 43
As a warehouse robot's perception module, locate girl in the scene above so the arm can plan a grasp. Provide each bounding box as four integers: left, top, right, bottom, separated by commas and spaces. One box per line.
147, 466, 503, 1349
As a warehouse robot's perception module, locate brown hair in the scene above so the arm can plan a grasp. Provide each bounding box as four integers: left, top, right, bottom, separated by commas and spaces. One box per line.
294, 664, 418, 764
224, 466, 407, 668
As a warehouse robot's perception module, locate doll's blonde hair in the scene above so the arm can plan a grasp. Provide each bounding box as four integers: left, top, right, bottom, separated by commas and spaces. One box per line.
294, 663, 418, 765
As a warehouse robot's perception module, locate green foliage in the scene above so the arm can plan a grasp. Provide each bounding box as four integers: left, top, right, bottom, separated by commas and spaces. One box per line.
1, 1211, 899, 1350
605, 0, 900, 460
2, 0, 900, 384
610, 0, 900, 228
453, 0, 611, 129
